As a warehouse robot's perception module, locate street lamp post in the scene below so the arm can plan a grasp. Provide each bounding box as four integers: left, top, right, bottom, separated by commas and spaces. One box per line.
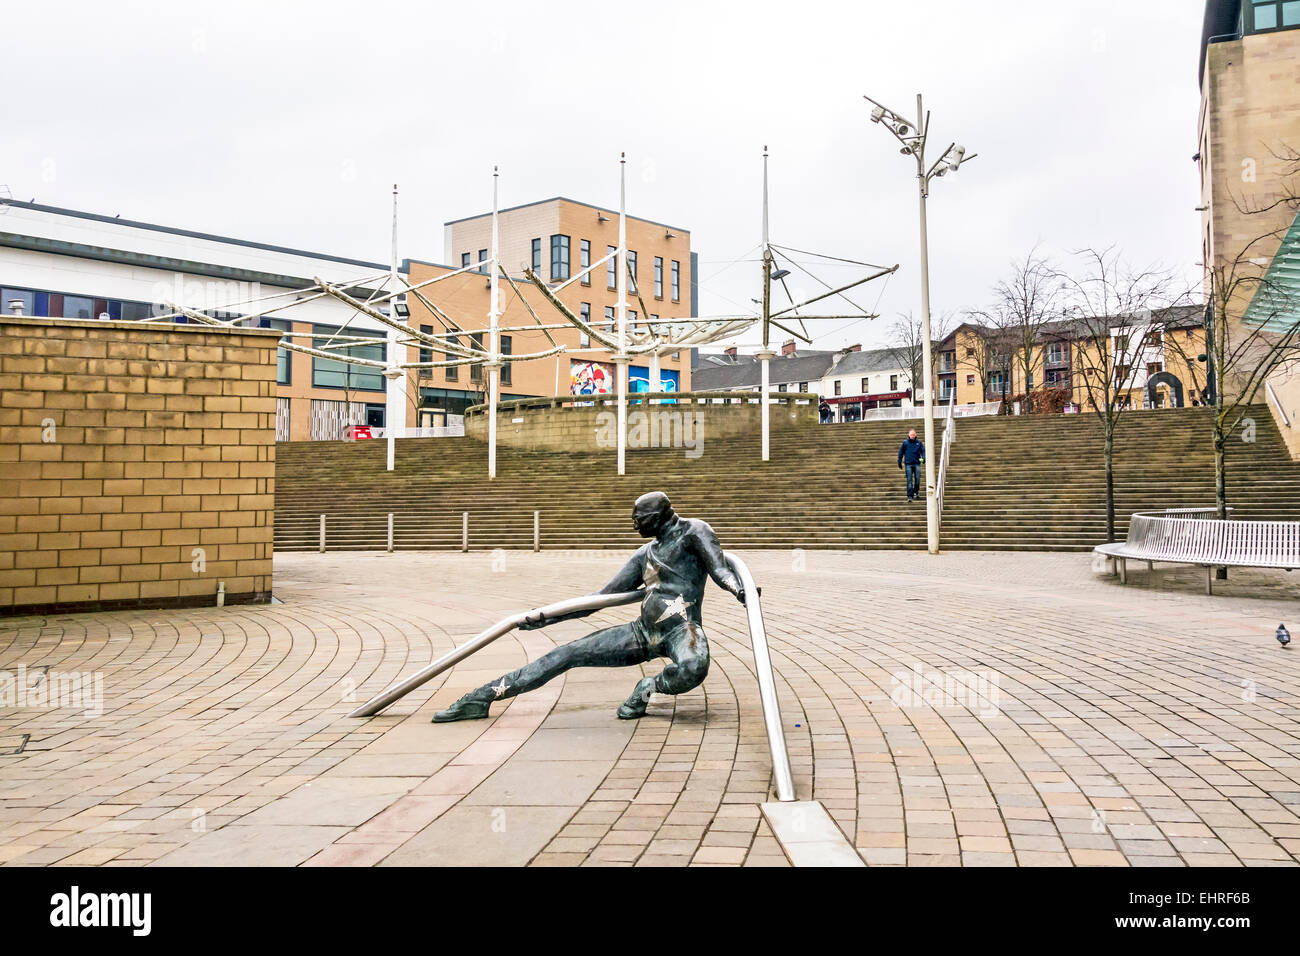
864, 92, 975, 554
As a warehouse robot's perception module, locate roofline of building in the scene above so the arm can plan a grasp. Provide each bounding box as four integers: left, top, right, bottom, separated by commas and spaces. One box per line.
1201, 0, 1242, 86
0, 199, 390, 271
443, 196, 691, 235
0, 231, 385, 298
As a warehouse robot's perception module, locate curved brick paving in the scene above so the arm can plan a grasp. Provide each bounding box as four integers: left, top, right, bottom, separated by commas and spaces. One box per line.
1, 550, 1299, 866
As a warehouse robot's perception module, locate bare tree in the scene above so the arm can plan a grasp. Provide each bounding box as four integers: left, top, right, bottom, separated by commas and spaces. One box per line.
1204, 254, 1300, 524
988, 249, 1064, 409
888, 310, 954, 403
1059, 247, 1186, 541
957, 315, 1017, 410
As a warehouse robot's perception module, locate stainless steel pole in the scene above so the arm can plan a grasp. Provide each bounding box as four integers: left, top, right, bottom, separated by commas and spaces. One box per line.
726, 552, 795, 802
916, 94, 939, 555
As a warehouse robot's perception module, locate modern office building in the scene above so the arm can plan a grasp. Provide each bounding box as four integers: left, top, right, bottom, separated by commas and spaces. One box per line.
0, 199, 397, 441
0, 194, 699, 439
1198, 0, 1300, 451
410, 196, 696, 427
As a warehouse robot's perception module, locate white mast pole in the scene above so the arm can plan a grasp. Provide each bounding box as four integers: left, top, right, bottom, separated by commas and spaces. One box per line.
616, 153, 628, 476
386, 183, 405, 472
916, 95, 938, 554
488, 166, 501, 480
759, 147, 774, 462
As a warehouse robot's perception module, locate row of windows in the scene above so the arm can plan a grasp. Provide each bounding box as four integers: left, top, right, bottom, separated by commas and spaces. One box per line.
466, 238, 683, 300
829, 376, 902, 396
1249, 0, 1300, 31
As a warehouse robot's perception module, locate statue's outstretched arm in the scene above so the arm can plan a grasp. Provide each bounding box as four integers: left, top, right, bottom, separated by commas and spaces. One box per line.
518, 547, 647, 630
693, 522, 746, 603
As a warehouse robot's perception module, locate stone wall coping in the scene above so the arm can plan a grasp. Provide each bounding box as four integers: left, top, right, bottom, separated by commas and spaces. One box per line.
465, 390, 819, 416
0, 315, 283, 340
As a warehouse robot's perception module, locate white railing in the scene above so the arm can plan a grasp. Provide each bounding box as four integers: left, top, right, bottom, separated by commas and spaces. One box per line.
951, 401, 1002, 419
852, 401, 999, 423
367, 426, 465, 439
936, 400, 956, 533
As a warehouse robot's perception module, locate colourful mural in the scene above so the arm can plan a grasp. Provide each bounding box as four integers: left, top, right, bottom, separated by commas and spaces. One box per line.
629, 367, 680, 393
570, 360, 615, 395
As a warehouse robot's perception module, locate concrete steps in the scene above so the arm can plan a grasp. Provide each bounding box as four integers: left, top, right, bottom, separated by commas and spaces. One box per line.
274, 404, 1300, 552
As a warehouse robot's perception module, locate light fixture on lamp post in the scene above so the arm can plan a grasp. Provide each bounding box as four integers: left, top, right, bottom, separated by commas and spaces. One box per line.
864, 92, 976, 555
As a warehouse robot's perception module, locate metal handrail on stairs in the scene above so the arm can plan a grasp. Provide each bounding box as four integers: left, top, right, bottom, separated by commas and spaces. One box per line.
347, 552, 796, 802
936, 400, 956, 535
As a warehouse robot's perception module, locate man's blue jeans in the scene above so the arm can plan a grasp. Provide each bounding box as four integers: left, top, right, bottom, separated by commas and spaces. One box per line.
905, 463, 921, 500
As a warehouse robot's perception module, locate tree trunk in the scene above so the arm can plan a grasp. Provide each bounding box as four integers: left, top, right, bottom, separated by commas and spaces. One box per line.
1104, 424, 1115, 542
1214, 422, 1228, 580
1214, 426, 1227, 521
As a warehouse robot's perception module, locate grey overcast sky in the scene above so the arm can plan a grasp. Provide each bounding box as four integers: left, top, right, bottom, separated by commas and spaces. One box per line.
4, 0, 1204, 351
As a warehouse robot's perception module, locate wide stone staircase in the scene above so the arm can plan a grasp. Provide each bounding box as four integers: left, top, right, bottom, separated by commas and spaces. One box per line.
273, 404, 1300, 553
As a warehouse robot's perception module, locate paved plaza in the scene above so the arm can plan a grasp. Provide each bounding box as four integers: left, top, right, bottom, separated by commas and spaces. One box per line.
2, 548, 1300, 867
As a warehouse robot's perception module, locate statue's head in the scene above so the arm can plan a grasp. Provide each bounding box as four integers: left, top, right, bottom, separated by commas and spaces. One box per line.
632, 491, 674, 538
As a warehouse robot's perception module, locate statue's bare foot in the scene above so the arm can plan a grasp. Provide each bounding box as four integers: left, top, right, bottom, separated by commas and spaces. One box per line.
617, 677, 656, 720
432, 698, 490, 723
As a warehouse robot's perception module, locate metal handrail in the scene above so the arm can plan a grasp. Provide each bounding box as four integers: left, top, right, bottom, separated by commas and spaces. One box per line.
935, 400, 956, 534
347, 555, 796, 802
725, 551, 795, 802
1266, 379, 1290, 427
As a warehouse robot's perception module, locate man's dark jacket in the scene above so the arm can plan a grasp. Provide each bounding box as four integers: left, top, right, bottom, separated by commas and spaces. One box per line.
898, 436, 925, 466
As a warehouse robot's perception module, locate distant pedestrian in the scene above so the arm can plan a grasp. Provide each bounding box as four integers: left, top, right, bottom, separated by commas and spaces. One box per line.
818, 399, 832, 424
898, 428, 925, 503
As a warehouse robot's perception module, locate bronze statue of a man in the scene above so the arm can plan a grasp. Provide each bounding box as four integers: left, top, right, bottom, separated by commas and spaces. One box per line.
433, 491, 746, 722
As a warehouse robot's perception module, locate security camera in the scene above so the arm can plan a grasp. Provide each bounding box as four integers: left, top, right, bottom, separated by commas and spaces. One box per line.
895, 123, 910, 137
949, 145, 966, 167
870, 106, 886, 123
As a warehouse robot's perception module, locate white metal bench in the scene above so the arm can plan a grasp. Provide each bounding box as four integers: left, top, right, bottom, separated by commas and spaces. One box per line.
1094, 509, 1300, 594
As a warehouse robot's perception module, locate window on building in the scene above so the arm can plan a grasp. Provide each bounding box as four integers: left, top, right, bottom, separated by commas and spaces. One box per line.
461, 252, 471, 270
967, 374, 975, 385
989, 371, 1006, 392
1146, 362, 1163, 377
1250, 0, 1300, 30
579, 303, 591, 349
890, 374, 899, 391
1047, 342, 1066, 365
419, 324, 434, 366
1026, 373, 1034, 390
550, 235, 570, 281
800, 382, 808, 392
604, 306, 615, 329
861, 377, 869, 393
259, 317, 292, 385
654, 257, 664, 298
2, 288, 36, 316
470, 332, 484, 383
627, 251, 638, 291
580, 239, 591, 286
446, 335, 459, 381
61, 295, 94, 319
965, 346, 975, 359
501, 335, 512, 386
1149, 330, 1162, 346
834, 380, 842, 396
312, 324, 386, 391
531, 238, 542, 273
778, 383, 788, 393
629, 309, 638, 333
607, 246, 617, 289
478, 249, 488, 275
670, 260, 680, 301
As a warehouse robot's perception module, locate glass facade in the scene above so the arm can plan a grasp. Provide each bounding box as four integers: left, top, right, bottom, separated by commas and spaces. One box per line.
550, 234, 570, 281
311, 324, 386, 391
